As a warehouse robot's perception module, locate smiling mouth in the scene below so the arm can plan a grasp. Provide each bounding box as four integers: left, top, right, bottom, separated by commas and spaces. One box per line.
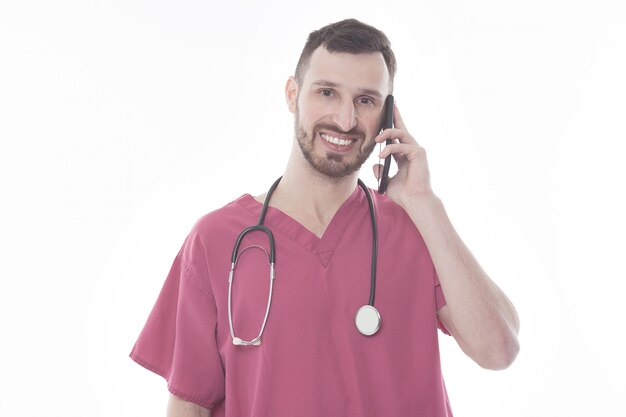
320, 133, 355, 146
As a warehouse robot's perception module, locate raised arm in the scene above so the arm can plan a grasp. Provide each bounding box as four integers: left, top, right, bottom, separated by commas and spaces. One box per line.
403, 194, 520, 369
375, 104, 520, 370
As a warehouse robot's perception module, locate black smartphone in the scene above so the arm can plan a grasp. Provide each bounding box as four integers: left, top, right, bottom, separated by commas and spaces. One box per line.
377, 94, 394, 194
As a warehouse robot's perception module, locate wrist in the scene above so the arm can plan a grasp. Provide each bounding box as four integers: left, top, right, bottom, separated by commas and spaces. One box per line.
400, 190, 441, 212
400, 192, 445, 226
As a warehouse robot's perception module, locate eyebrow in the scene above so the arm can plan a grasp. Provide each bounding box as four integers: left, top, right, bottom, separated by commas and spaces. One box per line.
311, 80, 383, 98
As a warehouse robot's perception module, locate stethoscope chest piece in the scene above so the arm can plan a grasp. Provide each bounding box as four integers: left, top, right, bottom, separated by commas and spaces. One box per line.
355, 305, 381, 336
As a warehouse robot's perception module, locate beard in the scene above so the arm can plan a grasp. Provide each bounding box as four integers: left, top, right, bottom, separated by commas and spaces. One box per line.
295, 112, 376, 180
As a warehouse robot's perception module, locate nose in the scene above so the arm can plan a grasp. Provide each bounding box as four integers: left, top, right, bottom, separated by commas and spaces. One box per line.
332, 99, 357, 132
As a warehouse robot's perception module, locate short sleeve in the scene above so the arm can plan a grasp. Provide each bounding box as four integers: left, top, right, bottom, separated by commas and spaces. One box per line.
434, 267, 451, 335
129, 229, 225, 408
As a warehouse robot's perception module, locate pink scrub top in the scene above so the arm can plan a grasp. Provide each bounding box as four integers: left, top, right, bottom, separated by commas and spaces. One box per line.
130, 186, 453, 416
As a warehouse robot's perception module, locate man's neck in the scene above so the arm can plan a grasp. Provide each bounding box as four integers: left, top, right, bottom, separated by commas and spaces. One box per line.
256, 152, 360, 238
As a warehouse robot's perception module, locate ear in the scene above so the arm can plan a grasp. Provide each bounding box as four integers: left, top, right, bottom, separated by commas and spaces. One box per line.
285, 76, 298, 114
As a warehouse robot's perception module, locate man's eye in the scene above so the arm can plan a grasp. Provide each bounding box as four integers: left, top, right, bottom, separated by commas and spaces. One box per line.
358, 97, 374, 105
320, 89, 333, 97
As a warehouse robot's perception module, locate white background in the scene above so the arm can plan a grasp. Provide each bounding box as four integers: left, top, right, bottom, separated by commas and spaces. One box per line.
1, 0, 625, 415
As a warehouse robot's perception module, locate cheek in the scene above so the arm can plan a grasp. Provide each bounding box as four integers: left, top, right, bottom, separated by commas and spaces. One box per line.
361, 114, 381, 136
298, 103, 325, 126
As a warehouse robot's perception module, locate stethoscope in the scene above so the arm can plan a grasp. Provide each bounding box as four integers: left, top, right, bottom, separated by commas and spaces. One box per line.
228, 176, 381, 346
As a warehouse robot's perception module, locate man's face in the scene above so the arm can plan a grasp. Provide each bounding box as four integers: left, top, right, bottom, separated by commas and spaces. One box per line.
287, 47, 391, 180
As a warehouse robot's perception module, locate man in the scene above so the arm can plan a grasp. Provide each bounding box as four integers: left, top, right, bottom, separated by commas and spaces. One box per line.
130, 18, 520, 417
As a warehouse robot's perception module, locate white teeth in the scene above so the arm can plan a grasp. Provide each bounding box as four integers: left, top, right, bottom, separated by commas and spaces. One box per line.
321, 133, 352, 146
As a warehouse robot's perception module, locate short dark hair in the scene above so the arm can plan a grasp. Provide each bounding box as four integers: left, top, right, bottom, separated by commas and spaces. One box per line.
294, 19, 397, 87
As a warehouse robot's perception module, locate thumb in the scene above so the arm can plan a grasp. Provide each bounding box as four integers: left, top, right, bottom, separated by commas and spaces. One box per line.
372, 163, 383, 180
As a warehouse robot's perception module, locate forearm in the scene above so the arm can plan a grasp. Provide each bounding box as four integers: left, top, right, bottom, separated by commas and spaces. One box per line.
167, 394, 211, 417
402, 194, 520, 369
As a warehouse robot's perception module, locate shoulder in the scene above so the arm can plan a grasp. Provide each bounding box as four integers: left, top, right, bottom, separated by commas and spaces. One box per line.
192, 194, 259, 236
369, 189, 413, 225
175, 194, 260, 259
368, 188, 426, 244
176, 194, 259, 274
370, 190, 406, 215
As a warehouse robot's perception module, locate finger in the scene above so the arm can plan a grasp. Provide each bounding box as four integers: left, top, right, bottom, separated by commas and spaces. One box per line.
393, 102, 408, 131
372, 163, 383, 180
375, 128, 417, 146
375, 128, 406, 143
378, 142, 420, 160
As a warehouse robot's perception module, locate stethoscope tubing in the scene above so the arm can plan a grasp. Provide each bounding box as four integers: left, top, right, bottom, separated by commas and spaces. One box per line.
360, 178, 378, 307
228, 177, 380, 345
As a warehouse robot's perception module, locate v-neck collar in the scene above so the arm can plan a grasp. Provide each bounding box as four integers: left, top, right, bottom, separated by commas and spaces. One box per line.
236, 185, 365, 267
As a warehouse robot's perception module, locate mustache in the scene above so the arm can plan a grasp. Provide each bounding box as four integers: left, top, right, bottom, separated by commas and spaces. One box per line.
312, 123, 366, 140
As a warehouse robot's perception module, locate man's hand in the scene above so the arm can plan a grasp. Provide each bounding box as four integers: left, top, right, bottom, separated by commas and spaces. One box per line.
374, 103, 434, 208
